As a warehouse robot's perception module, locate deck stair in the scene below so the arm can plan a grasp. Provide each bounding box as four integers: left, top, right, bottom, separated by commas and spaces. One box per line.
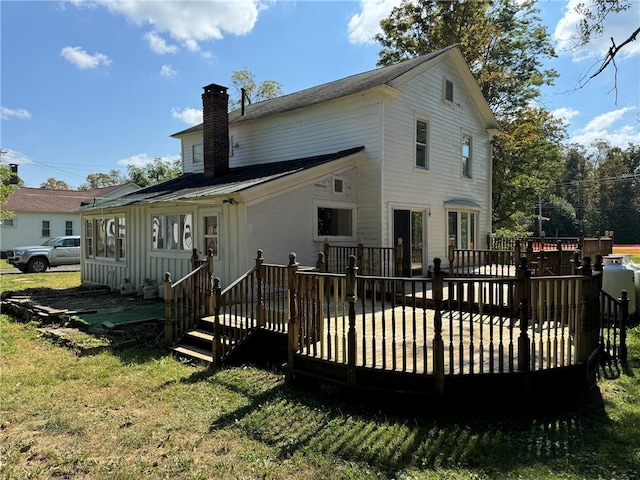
170, 315, 258, 364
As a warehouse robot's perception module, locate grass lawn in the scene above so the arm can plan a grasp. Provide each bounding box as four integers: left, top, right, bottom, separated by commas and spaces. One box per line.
1, 271, 639, 479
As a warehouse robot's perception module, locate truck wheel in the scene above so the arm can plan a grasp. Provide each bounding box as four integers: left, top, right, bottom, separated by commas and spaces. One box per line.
27, 258, 48, 273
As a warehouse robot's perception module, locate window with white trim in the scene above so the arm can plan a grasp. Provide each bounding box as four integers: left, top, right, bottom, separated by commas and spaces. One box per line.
65, 220, 73, 236
0, 217, 15, 227
192, 144, 203, 164
416, 119, 429, 169
41, 220, 50, 238
462, 134, 472, 178
448, 210, 478, 249
152, 213, 193, 251
316, 205, 354, 239
85, 215, 126, 260
204, 215, 218, 257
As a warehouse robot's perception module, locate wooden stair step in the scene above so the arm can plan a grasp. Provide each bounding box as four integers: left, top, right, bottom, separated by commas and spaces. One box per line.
171, 345, 213, 363
186, 329, 214, 342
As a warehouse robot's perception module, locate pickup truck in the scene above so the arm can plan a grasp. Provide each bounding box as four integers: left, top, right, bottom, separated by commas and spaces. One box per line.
6, 236, 81, 273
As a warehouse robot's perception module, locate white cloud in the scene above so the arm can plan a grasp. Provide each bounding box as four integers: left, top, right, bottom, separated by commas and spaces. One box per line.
95, 0, 262, 51
552, 107, 580, 123
554, 0, 640, 61
144, 31, 178, 54
160, 64, 177, 78
171, 107, 202, 126
118, 153, 181, 168
347, 0, 401, 44
1, 106, 32, 121
60, 46, 112, 69
570, 106, 640, 147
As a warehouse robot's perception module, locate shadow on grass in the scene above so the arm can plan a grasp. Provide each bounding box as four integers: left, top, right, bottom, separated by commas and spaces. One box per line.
191, 365, 637, 478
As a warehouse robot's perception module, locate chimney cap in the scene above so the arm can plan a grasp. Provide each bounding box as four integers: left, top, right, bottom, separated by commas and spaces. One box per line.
203, 83, 228, 95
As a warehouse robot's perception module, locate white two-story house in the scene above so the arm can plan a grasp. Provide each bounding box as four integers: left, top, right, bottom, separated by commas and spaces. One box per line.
78, 45, 500, 290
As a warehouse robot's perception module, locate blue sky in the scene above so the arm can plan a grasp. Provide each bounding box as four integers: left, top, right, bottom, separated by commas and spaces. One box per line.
2, 0, 639, 189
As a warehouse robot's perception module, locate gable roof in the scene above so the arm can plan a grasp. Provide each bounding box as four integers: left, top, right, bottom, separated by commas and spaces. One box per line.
4, 185, 133, 213
77, 147, 365, 211
173, 45, 467, 137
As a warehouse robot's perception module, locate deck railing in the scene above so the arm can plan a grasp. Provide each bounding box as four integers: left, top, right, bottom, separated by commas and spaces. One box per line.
323, 238, 401, 276
164, 249, 214, 345
487, 231, 614, 258
288, 256, 607, 390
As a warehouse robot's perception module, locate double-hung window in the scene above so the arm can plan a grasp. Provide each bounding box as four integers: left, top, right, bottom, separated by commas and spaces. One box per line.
416, 119, 429, 169
41, 220, 50, 238
462, 134, 472, 178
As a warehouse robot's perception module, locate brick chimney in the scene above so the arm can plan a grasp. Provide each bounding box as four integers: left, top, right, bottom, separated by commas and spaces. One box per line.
9, 163, 19, 185
202, 84, 230, 177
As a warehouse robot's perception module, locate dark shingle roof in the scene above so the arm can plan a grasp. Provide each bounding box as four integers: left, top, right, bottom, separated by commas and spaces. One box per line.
77, 147, 365, 211
172, 46, 456, 137
5, 185, 125, 213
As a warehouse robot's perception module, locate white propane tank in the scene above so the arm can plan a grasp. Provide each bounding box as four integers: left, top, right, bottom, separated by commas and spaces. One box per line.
602, 256, 636, 315
142, 280, 158, 300
120, 278, 136, 296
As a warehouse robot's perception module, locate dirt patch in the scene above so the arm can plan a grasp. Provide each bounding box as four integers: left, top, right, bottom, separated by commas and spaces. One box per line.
2, 285, 166, 353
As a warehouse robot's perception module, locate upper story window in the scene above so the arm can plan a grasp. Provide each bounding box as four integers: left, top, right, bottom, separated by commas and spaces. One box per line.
444, 79, 454, 103
416, 119, 428, 169
192, 144, 203, 164
462, 134, 472, 178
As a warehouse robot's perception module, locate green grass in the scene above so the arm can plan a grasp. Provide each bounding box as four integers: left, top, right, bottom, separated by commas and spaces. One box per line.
0, 270, 81, 292
1, 313, 639, 479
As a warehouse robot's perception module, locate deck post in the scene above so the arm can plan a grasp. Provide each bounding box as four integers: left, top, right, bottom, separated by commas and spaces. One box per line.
448, 238, 455, 276
191, 249, 200, 321
395, 237, 403, 277
357, 238, 364, 273
346, 255, 358, 385
577, 257, 600, 363
514, 240, 521, 268
206, 248, 215, 316
323, 238, 330, 271
163, 272, 174, 346
432, 258, 445, 395
316, 252, 326, 272
256, 250, 266, 328
212, 277, 222, 365
287, 253, 300, 384
517, 258, 531, 373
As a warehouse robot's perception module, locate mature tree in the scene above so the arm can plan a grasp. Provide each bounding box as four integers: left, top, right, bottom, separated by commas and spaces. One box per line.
40, 178, 71, 190
375, 0, 564, 231
229, 69, 284, 110
572, 0, 640, 86
0, 164, 17, 221
127, 157, 181, 187
78, 169, 127, 190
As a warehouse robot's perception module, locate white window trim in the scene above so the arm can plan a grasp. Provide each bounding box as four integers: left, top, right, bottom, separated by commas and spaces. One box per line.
415, 115, 430, 170
313, 199, 357, 242
462, 133, 472, 179
446, 208, 479, 250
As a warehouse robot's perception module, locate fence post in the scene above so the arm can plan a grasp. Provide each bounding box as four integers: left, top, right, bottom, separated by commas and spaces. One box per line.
346, 255, 358, 385
620, 290, 629, 361
206, 248, 215, 316
517, 258, 531, 373
432, 257, 445, 395
212, 277, 222, 365
286, 253, 299, 384
163, 272, 174, 346
256, 250, 266, 328
395, 237, 403, 277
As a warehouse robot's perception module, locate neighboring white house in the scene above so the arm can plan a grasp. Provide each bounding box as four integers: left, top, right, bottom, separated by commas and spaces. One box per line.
78, 45, 500, 290
1, 183, 140, 255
